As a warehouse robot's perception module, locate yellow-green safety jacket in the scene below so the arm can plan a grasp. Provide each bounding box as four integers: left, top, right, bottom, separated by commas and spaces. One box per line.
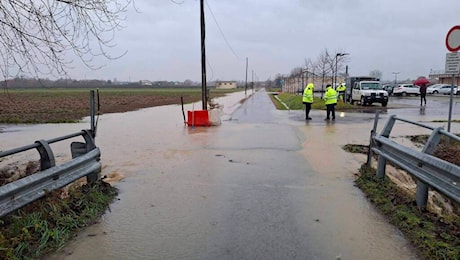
324, 86, 338, 105
336, 84, 346, 92
302, 83, 314, 103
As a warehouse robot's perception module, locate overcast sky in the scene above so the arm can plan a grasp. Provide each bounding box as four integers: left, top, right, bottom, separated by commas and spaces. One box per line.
66, 0, 460, 83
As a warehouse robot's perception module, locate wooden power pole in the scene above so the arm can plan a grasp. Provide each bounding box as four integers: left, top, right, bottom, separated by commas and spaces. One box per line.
200, 0, 207, 110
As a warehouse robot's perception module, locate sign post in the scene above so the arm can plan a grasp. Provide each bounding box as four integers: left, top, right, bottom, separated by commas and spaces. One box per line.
445, 26, 460, 132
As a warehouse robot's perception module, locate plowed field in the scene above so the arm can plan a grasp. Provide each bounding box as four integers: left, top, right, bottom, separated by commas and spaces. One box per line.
0, 88, 230, 123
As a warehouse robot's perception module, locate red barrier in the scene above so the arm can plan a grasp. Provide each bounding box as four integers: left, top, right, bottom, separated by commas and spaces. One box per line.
187, 110, 210, 127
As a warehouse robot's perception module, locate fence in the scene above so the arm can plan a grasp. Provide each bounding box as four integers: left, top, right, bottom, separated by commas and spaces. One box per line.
368, 114, 460, 208
0, 90, 100, 217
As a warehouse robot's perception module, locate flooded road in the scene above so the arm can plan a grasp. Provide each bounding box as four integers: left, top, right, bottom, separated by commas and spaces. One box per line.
4, 90, 460, 259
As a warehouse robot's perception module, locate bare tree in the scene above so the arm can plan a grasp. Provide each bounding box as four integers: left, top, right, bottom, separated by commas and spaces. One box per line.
369, 69, 383, 79
304, 58, 317, 85
290, 67, 303, 76
316, 49, 331, 96
290, 67, 303, 93
0, 0, 133, 79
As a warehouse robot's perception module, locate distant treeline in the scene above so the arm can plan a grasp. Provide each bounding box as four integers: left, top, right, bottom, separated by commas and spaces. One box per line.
0, 77, 207, 88
1, 77, 274, 89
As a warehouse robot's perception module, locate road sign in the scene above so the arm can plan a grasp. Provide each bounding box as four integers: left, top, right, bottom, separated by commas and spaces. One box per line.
446, 25, 460, 52
445, 52, 460, 74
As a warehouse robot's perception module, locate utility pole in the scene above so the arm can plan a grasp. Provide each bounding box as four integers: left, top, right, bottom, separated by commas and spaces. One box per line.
245, 57, 248, 96
252, 70, 254, 93
200, 0, 207, 110
344, 65, 349, 102
334, 53, 349, 88
392, 72, 400, 87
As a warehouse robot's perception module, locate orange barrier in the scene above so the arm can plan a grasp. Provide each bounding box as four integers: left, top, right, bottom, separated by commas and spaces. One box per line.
187, 110, 210, 127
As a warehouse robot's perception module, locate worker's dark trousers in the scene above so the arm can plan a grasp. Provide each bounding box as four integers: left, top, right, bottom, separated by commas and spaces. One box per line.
326, 104, 336, 119
304, 102, 312, 119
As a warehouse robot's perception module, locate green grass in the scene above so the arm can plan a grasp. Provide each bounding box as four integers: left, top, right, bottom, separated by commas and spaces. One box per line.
271, 92, 356, 110
432, 119, 460, 123
342, 144, 369, 154
355, 165, 460, 259
0, 181, 118, 259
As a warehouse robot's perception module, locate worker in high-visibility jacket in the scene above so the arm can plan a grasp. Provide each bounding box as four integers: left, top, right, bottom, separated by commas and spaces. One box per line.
336, 83, 346, 102
324, 84, 338, 120
302, 83, 314, 120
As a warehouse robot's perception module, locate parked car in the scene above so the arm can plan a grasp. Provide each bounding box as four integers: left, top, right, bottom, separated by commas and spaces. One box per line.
427, 84, 448, 94
393, 84, 419, 96
438, 85, 458, 95
382, 84, 395, 95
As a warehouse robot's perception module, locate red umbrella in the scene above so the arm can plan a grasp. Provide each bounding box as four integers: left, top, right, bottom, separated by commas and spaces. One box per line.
413, 77, 430, 86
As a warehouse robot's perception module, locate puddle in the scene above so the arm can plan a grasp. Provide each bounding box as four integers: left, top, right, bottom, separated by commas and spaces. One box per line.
1, 90, 432, 259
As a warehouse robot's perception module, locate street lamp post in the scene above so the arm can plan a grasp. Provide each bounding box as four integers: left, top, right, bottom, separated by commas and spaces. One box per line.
334, 53, 349, 89
392, 72, 400, 88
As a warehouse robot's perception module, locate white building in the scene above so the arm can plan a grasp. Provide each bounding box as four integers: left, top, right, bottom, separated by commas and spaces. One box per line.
216, 81, 237, 89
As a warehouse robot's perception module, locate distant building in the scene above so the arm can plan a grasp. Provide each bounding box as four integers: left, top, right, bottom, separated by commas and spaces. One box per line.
429, 70, 460, 85
139, 80, 153, 86
216, 81, 237, 89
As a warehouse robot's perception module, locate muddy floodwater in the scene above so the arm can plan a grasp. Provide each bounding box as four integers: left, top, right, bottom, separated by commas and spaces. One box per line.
3, 90, 460, 259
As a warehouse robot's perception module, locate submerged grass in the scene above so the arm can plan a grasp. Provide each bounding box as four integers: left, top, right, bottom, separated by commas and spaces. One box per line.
342, 144, 369, 154
0, 181, 118, 259
355, 165, 460, 259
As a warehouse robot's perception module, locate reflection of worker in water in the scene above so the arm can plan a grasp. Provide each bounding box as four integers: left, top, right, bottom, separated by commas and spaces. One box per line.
419, 83, 427, 106
302, 83, 314, 120
336, 83, 346, 102
324, 84, 337, 120
420, 106, 425, 115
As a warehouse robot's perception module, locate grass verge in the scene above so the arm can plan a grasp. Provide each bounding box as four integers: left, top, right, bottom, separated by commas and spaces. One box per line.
271, 92, 356, 110
344, 140, 460, 259
356, 165, 460, 259
0, 180, 118, 259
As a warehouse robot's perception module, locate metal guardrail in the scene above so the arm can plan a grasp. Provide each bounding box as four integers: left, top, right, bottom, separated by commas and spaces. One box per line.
0, 90, 101, 217
369, 114, 460, 208
0, 130, 101, 217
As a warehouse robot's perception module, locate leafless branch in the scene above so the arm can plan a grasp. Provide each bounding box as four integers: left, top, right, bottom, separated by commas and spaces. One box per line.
0, 0, 133, 79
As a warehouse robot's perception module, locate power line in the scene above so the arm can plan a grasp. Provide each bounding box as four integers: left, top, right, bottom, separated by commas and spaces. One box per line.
205, 0, 244, 61
206, 57, 214, 80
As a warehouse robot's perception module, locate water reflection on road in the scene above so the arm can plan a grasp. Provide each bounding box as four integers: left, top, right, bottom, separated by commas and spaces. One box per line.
5, 90, 458, 259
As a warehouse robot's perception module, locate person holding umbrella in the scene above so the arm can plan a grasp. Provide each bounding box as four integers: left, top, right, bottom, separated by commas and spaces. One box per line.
414, 77, 430, 106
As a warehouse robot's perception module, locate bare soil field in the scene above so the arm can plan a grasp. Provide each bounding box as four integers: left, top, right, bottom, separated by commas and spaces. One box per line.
0, 88, 232, 124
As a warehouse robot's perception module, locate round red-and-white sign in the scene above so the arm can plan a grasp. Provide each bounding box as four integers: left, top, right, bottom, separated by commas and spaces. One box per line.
446, 25, 460, 52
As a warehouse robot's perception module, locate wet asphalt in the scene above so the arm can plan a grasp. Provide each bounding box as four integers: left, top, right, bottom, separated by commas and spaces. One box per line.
41, 89, 438, 259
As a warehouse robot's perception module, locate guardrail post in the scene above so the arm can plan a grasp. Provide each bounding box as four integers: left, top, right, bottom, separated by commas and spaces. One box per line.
415, 128, 443, 208
376, 155, 387, 178
380, 115, 396, 138
422, 128, 442, 154
82, 129, 97, 151
367, 112, 379, 167
416, 182, 429, 208
35, 140, 55, 171
90, 90, 95, 138
372, 114, 395, 178
71, 130, 96, 159
71, 130, 99, 183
